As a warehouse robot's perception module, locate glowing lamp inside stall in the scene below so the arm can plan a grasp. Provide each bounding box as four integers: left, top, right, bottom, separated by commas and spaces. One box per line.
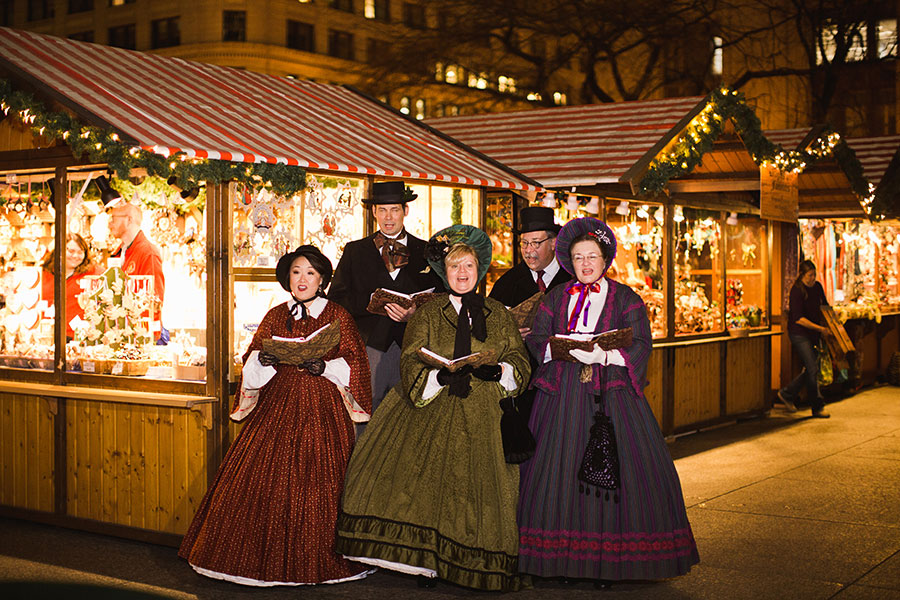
636, 205, 649, 219
585, 197, 600, 214
726, 212, 738, 226
615, 200, 630, 216
566, 194, 579, 211
654, 207, 664, 223
673, 206, 685, 223
541, 192, 556, 208
90, 211, 110, 243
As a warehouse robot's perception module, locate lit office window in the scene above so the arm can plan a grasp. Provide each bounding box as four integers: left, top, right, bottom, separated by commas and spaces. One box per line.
223, 11, 246, 42
400, 96, 411, 115
711, 36, 723, 75
498, 75, 516, 93
415, 99, 426, 120
553, 91, 567, 105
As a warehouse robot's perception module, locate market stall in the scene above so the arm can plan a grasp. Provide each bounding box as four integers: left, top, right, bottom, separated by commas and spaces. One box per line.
430, 90, 849, 434
0, 27, 539, 542
769, 128, 900, 387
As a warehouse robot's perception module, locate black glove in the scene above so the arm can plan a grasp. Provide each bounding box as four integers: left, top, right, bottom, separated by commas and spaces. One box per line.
299, 358, 326, 376
258, 351, 279, 366
436, 364, 473, 386
472, 364, 502, 381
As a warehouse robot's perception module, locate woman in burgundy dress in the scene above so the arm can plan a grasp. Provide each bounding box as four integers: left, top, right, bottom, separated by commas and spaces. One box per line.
179, 245, 372, 586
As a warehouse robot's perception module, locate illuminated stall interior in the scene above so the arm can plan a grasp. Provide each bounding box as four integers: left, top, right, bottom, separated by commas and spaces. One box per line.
767, 128, 900, 386
0, 28, 538, 542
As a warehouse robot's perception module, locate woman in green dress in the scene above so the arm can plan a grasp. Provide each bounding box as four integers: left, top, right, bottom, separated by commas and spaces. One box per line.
335, 224, 531, 591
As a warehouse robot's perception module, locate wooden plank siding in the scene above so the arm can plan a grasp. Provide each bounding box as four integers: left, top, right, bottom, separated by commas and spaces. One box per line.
0, 393, 55, 511
673, 344, 722, 429
644, 348, 665, 426
0, 394, 210, 535
726, 336, 768, 415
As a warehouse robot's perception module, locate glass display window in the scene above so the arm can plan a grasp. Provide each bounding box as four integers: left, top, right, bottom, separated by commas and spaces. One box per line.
604, 201, 667, 338
0, 173, 55, 370
403, 184, 479, 240
724, 214, 769, 329
232, 279, 287, 378
484, 192, 514, 290
674, 206, 724, 336
801, 218, 900, 318
61, 171, 208, 380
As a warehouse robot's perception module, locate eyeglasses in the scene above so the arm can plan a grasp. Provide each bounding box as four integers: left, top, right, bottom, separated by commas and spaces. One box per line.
519, 237, 550, 249
572, 254, 603, 263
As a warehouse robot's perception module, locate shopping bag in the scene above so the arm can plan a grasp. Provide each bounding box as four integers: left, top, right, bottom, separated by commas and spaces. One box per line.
817, 343, 834, 386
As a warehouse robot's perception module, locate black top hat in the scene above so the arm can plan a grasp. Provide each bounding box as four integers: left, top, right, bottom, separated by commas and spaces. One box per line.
362, 181, 417, 205
516, 206, 561, 234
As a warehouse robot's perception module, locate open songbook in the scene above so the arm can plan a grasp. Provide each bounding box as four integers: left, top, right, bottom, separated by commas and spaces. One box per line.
261, 321, 341, 364
548, 327, 633, 362
367, 287, 442, 315
507, 291, 544, 329
416, 347, 498, 372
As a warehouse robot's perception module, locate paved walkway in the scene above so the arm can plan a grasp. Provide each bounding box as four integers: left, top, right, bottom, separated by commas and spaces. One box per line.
2, 386, 899, 599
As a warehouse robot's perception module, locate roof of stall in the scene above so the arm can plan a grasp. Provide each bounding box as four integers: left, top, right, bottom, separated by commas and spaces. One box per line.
767, 127, 900, 218
427, 93, 763, 195
0, 27, 539, 191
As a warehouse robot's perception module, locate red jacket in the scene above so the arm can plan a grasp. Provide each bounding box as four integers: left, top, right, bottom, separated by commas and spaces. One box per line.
120, 230, 165, 305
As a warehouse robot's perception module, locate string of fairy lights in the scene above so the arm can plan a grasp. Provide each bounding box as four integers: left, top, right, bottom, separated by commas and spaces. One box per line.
635, 87, 884, 219
0, 79, 891, 218
0, 79, 308, 203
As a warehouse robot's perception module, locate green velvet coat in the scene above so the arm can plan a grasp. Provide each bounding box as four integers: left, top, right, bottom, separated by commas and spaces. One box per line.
335, 296, 531, 591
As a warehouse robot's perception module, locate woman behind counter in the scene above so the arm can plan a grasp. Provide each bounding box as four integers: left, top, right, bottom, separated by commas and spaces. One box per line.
179, 245, 373, 586
41, 233, 98, 339
519, 217, 699, 586
335, 224, 531, 591
776, 259, 832, 418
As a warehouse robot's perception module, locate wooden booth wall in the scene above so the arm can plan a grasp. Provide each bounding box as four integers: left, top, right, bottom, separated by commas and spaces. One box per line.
644, 334, 773, 436
0, 387, 217, 542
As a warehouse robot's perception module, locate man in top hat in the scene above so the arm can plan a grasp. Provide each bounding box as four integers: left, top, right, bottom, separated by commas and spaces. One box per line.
488, 206, 569, 422
489, 206, 569, 320
108, 201, 167, 343
328, 181, 443, 414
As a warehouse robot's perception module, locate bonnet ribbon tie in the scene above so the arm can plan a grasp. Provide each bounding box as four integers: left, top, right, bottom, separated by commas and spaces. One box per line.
566, 281, 602, 331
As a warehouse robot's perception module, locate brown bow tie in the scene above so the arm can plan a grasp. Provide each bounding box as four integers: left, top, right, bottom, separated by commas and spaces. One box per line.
373, 230, 410, 272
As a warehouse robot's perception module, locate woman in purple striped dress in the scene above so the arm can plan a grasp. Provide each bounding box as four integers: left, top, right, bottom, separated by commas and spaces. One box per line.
518, 217, 699, 586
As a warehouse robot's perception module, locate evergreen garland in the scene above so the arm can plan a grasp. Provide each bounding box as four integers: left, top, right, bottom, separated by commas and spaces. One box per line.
0, 79, 307, 199
636, 87, 879, 219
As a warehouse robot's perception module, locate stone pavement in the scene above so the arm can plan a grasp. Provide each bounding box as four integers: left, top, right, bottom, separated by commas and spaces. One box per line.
2, 385, 899, 599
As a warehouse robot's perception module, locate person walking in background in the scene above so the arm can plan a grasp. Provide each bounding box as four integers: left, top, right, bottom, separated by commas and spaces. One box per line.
335, 225, 531, 591
518, 217, 699, 587
777, 259, 832, 418
179, 245, 373, 586
328, 181, 442, 416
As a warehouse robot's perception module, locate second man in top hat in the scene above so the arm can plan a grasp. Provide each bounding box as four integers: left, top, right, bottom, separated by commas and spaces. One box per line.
489, 206, 569, 322
329, 181, 443, 415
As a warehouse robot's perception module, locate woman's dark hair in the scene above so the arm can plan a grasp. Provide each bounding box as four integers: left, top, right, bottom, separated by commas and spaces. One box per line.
569, 232, 612, 264
42, 233, 92, 276
792, 259, 816, 299
275, 245, 333, 293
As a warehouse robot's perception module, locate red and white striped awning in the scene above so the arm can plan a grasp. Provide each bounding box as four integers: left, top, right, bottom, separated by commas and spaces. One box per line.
0, 27, 538, 191
427, 96, 705, 188
845, 135, 900, 189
